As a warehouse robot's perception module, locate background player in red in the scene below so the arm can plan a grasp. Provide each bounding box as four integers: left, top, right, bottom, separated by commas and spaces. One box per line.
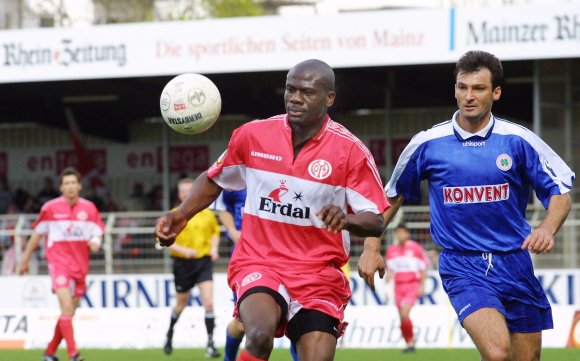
20, 167, 104, 361
385, 223, 429, 353
156, 59, 388, 361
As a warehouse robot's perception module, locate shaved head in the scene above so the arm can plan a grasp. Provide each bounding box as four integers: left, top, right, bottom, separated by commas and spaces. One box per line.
289, 59, 335, 92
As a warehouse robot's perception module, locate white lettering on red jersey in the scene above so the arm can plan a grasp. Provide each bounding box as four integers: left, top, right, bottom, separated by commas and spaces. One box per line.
32, 196, 104, 274
385, 240, 429, 284
208, 114, 389, 273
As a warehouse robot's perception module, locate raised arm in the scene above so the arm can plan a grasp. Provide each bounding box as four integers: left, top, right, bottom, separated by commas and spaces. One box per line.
155, 171, 222, 246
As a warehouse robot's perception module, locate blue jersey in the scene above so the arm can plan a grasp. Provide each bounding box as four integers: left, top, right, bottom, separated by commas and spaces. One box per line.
386, 112, 575, 252
222, 189, 246, 232
212, 189, 247, 238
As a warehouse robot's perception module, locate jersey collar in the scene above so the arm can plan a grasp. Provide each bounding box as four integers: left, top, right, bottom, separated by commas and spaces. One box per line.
283, 114, 331, 142
451, 110, 495, 141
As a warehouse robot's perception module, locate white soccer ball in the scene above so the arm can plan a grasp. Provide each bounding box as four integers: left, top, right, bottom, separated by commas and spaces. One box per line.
159, 73, 222, 135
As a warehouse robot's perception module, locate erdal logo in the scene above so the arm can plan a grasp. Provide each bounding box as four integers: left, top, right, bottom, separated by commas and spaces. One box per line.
268, 180, 288, 202
308, 159, 332, 180
259, 181, 311, 219
443, 183, 509, 204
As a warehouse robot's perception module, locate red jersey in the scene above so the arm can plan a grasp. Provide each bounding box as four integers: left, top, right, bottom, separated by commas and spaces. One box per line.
32, 196, 105, 274
208, 114, 389, 275
385, 240, 429, 284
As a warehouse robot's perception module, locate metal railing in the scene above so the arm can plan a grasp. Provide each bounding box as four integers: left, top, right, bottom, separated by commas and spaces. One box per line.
1, 204, 579, 275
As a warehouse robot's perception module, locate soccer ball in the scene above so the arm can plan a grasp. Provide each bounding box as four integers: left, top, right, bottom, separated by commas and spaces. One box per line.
159, 73, 221, 135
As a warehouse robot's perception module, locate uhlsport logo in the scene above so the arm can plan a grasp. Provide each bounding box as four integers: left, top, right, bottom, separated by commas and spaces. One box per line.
496, 153, 512, 171
308, 159, 332, 180
259, 180, 310, 219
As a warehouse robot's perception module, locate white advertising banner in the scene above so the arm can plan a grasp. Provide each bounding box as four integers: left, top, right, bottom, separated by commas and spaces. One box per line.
1, 270, 579, 349
0, 3, 579, 83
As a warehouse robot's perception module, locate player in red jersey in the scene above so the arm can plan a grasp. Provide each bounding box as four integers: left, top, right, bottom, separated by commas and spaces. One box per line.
20, 167, 104, 361
156, 59, 389, 361
385, 223, 429, 353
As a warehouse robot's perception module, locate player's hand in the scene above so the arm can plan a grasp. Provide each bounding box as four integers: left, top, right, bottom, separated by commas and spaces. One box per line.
357, 250, 385, 292
155, 210, 188, 247
521, 226, 554, 254
18, 260, 29, 275
418, 284, 425, 297
316, 205, 347, 233
184, 249, 198, 259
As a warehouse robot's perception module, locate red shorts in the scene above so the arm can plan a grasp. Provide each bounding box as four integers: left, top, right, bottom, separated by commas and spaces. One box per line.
394, 281, 420, 308
48, 263, 87, 298
229, 265, 351, 337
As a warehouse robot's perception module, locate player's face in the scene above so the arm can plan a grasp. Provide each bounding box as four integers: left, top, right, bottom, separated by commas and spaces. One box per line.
284, 68, 335, 128
60, 175, 82, 201
178, 182, 192, 202
395, 228, 410, 244
454, 68, 501, 124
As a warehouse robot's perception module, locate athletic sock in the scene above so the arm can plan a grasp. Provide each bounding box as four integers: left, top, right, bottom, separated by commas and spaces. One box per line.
59, 316, 78, 358
45, 318, 63, 355
224, 329, 244, 361
205, 311, 216, 343
167, 309, 180, 336
290, 342, 298, 361
400, 317, 414, 344
238, 350, 267, 361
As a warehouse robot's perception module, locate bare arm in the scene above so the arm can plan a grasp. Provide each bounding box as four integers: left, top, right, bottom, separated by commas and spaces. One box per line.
418, 268, 427, 297
155, 172, 222, 246
384, 194, 404, 226
357, 194, 404, 290
217, 210, 241, 243
19, 232, 42, 275
316, 207, 385, 237
168, 243, 198, 258
210, 234, 220, 261
521, 193, 572, 253
357, 236, 385, 291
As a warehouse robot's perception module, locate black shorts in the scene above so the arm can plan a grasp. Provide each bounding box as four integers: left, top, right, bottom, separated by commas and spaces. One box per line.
172, 256, 213, 293
287, 308, 340, 344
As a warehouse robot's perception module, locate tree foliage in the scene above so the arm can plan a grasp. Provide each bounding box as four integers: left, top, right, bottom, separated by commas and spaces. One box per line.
208, 0, 265, 18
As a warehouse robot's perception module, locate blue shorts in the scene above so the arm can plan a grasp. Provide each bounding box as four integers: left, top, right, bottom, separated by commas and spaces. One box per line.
439, 249, 552, 333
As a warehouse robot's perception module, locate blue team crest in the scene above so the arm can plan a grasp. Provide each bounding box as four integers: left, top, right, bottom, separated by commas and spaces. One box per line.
496, 154, 512, 171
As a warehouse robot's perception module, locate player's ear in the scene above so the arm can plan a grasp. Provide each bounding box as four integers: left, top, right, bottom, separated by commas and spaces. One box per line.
326, 91, 336, 107
493, 86, 501, 101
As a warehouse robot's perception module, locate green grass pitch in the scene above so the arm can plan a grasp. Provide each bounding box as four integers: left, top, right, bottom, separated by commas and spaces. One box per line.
2, 348, 578, 361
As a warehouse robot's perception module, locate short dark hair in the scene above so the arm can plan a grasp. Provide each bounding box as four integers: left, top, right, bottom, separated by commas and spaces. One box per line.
59, 167, 82, 184
395, 222, 409, 231
454, 50, 503, 90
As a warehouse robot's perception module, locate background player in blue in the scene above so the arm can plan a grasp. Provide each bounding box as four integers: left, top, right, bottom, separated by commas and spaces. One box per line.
382, 50, 574, 360
213, 189, 299, 361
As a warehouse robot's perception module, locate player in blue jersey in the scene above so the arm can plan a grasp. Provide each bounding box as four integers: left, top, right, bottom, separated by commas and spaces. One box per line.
213, 189, 299, 361
379, 50, 574, 361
